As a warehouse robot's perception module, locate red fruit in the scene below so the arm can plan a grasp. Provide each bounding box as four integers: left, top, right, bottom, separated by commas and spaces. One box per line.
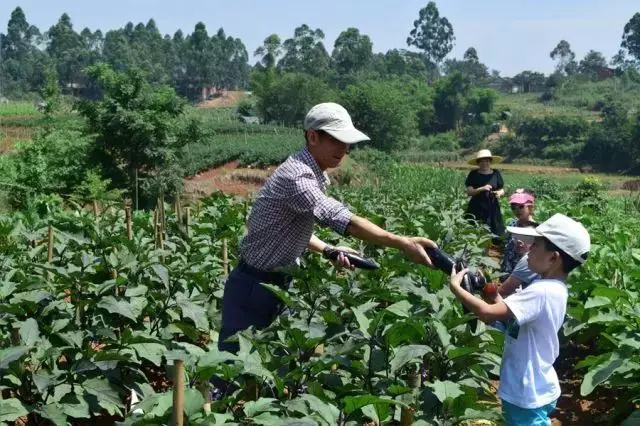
483, 282, 498, 297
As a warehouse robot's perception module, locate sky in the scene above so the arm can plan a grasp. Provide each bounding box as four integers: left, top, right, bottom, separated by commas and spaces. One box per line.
1, 0, 638, 76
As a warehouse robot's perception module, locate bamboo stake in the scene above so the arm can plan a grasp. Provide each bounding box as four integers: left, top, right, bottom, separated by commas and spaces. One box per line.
47, 225, 54, 262
153, 210, 158, 247
222, 238, 229, 277
172, 360, 185, 426
125, 206, 133, 240
47, 225, 54, 281
92, 200, 99, 221
176, 196, 183, 226
185, 207, 191, 237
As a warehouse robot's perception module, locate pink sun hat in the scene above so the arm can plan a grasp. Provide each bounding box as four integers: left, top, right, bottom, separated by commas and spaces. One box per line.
509, 189, 535, 205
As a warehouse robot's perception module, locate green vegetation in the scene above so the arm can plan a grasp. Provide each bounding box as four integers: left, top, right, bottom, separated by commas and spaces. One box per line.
0, 166, 638, 425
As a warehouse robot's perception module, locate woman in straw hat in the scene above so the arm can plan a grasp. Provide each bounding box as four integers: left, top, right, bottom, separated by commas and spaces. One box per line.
464, 149, 506, 241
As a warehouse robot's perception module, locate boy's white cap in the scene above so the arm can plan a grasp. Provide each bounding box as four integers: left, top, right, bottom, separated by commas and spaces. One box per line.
507, 213, 590, 264
304, 102, 371, 144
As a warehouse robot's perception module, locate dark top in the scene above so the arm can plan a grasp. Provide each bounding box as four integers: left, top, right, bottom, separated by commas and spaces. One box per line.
465, 169, 505, 237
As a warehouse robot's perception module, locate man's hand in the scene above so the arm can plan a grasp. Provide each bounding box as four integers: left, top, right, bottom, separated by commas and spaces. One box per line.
400, 237, 438, 266
328, 246, 358, 270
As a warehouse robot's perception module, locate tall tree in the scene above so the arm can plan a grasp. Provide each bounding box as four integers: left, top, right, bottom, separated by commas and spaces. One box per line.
46, 13, 85, 90
254, 34, 282, 70
442, 47, 489, 85
407, 1, 455, 65
463, 47, 478, 62
550, 40, 577, 75
578, 50, 608, 78
622, 13, 640, 61
279, 25, 331, 77
0, 7, 45, 94
331, 28, 373, 75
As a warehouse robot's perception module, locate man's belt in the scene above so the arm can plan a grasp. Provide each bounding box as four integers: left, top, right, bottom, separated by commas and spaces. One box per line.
237, 259, 292, 288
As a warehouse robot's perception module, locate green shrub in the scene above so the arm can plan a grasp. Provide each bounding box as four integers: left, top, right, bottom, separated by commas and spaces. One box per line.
528, 176, 562, 200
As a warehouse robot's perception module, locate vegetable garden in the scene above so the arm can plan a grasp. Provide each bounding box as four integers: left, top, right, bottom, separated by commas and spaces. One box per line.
1, 164, 639, 426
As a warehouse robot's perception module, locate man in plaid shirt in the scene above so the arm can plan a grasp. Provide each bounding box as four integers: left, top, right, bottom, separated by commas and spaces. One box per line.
218, 102, 438, 354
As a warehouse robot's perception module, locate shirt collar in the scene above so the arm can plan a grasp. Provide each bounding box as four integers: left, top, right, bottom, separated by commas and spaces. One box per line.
298, 147, 330, 187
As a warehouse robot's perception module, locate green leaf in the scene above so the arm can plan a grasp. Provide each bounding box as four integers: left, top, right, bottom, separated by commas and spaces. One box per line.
261, 283, 294, 307
56, 392, 91, 419
0, 398, 29, 422
0, 346, 30, 369
135, 392, 173, 418
129, 342, 167, 367
385, 300, 412, 317
176, 295, 209, 330
59, 331, 84, 348
351, 306, 371, 338
125, 285, 148, 297
98, 296, 138, 321
184, 388, 206, 417
81, 377, 123, 414
0, 280, 18, 298
587, 312, 626, 324
447, 346, 478, 360
432, 320, 450, 348
581, 352, 625, 396
300, 394, 340, 425
343, 395, 407, 415
428, 380, 465, 402
584, 296, 612, 309
51, 318, 71, 333
38, 403, 67, 426
361, 404, 379, 424
244, 398, 279, 417
33, 370, 55, 394
251, 412, 284, 425
151, 264, 169, 288
19, 317, 40, 346
390, 345, 432, 374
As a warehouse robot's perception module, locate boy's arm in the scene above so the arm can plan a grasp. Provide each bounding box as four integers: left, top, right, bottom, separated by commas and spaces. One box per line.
450, 268, 515, 324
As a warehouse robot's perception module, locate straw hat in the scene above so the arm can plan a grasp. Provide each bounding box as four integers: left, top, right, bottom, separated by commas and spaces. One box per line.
467, 149, 503, 166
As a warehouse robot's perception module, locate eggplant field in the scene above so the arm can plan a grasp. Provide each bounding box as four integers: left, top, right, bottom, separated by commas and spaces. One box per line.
1, 165, 639, 426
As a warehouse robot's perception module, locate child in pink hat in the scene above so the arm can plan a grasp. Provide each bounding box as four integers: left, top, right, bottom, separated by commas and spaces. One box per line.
501, 189, 537, 276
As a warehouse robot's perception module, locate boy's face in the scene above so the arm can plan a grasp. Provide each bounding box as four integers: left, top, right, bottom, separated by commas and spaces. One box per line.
527, 236, 560, 275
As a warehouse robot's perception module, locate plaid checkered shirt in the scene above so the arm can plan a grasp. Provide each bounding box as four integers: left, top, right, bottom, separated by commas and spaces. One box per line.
238, 147, 354, 270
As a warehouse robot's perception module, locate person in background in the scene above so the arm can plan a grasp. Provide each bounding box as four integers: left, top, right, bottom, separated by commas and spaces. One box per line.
464, 149, 506, 243
501, 189, 537, 276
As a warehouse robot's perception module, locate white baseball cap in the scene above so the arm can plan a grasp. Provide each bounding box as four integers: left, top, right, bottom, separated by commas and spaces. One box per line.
304, 102, 371, 144
506, 213, 590, 264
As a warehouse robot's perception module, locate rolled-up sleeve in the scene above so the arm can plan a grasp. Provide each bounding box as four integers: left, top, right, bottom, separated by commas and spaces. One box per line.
284, 173, 353, 235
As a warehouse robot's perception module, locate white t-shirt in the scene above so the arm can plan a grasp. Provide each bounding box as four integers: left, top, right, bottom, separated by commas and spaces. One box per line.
498, 279, 568, 409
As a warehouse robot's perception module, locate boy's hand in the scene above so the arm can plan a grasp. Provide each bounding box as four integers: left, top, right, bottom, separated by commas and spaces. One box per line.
450, 265, 469, 292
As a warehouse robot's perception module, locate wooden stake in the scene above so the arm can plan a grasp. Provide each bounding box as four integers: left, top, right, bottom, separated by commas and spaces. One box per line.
125, 207, 133, 240
47, 225, 54, 262
153, 210, 158, 247
92, 200, 99, 221
222, 238, 229, 277
160, 192, 166, 234
185, 207, 191, 237
176, 196, 182, 225
172, 360, 185, 426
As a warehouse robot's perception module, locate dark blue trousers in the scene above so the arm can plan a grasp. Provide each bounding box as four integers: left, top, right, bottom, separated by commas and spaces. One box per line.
218, 260, 292, 354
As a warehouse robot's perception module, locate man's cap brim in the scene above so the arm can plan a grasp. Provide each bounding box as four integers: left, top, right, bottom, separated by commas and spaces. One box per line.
324, 128, 371, 144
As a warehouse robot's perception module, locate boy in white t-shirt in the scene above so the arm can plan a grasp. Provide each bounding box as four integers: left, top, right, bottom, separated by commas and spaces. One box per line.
449, 213, 590, 425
